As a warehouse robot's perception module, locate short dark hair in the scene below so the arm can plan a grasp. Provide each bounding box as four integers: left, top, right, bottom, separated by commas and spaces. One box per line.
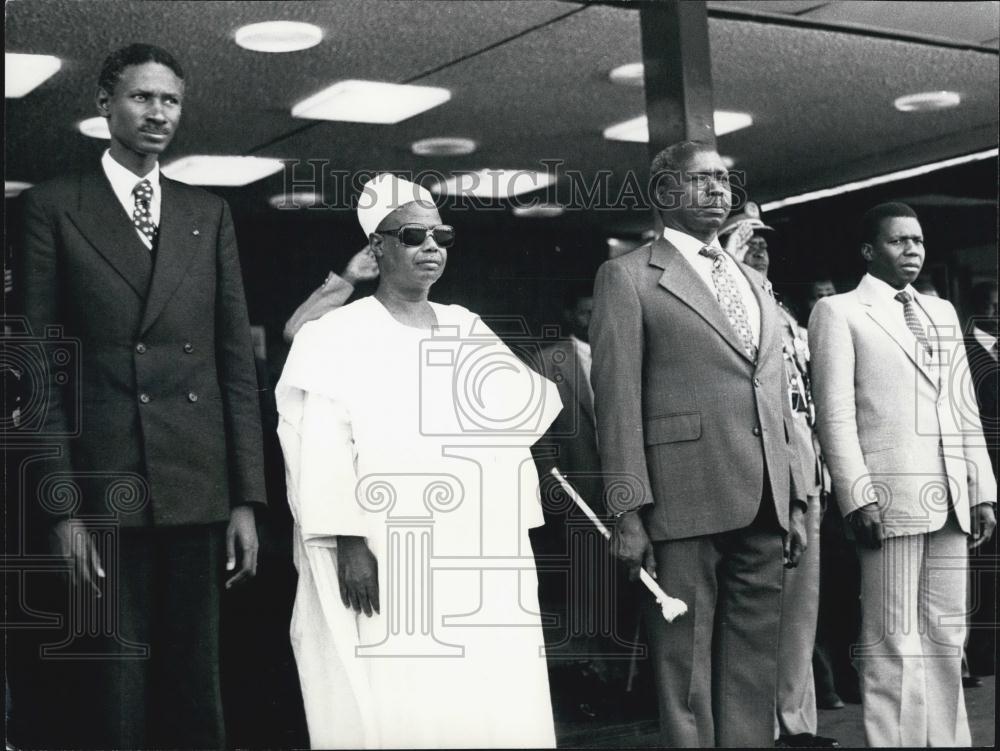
650, 140, 715, 182
860, 202, 919, 245
562, 283, 594, 311
98, 43, 184, 94
970, 280, 998, 315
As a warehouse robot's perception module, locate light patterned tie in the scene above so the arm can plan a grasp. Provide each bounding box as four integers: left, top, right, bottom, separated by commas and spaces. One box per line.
132, 179, 157, 249
894, 291, 932, 356
699, 246, 757, 360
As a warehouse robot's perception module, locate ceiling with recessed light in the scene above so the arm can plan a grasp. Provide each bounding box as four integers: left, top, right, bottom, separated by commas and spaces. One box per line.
4, 0, 999, 234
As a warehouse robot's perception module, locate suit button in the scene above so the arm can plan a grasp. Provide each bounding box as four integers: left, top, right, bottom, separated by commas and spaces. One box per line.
752, 426, 761, 436
753, 377, 761, 387
135, 343, 147, 354
183, 343, 194, 354
139, 393, 150, 404
187, 392, 198, 403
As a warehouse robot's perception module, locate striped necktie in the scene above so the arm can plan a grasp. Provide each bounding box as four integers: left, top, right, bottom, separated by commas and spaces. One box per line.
894, 291, 932, 356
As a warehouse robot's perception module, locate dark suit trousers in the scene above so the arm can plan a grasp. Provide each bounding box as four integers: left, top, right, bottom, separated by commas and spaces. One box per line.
644, 502, 784, 747
73, 524, 226, 749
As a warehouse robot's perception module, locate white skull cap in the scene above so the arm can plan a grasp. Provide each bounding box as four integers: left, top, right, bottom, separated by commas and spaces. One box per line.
357, 173, 436, 237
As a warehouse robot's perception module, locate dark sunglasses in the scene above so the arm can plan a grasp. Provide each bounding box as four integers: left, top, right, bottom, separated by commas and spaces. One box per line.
377, 223, 455, 248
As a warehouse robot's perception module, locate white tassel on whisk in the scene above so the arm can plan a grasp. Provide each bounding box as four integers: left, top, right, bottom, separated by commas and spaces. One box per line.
549, 468, 687, 623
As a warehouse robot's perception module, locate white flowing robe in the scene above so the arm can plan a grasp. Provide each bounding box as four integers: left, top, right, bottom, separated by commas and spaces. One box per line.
276, 297, 561, 749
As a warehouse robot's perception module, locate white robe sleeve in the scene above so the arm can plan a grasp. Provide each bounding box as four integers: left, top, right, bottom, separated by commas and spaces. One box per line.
276, 314, 374, 546
297, 392, 369, 545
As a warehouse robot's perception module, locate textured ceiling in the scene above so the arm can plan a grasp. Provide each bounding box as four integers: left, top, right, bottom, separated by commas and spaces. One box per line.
5, 0, 999, 233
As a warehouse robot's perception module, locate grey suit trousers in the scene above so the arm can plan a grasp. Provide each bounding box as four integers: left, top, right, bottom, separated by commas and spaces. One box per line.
643, 503, 784, 747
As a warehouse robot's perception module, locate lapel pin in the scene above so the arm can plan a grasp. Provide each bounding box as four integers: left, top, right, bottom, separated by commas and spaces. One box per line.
192, 229, 200, 236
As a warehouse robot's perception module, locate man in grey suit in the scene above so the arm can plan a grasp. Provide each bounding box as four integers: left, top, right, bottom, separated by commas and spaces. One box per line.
20, 44, 264, 747
589, 140, 807, 747
810, 202, 996, 746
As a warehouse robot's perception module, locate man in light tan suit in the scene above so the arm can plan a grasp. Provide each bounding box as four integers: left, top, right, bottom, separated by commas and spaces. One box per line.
810, 202, 996, 747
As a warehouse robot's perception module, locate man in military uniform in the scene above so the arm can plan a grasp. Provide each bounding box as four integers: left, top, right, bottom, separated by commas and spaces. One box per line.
720, 202, 837, 748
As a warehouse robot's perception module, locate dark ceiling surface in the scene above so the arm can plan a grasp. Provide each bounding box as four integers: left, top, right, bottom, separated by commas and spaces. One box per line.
5, 0, 999, 234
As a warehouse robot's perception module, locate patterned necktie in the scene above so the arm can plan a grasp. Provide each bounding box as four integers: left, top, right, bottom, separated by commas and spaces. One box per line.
699, 246, 757, 360
894, 290, 932, 356
132, 179, 157, 249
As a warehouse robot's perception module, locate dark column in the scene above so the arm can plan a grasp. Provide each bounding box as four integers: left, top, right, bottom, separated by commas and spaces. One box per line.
640, 1, 716, 157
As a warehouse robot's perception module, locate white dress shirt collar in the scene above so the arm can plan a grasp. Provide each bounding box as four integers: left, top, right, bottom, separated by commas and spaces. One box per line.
973, 326, 998, 359
863, 272, 919, 305
662, 226, 761, 346
662, 226, 722, 257
569, 334, 591, 363
101, 150, 161, 243
863, 273, 939, 365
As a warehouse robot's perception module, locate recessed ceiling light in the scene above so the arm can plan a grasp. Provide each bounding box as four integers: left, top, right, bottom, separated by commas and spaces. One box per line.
608, 62, 644, 87
235, 21, 323, 53
512, 203, 564, 218
269, 191, 324, 209
292, 80, 450, 124
760, 148, 999, 211
603, 111, 754, 143
893, 91, 962, 112
431, 169, 555, 199
411, 137, 477, 156
5, 181, 33, 197
162, 156, 284, 186
78, 116, 110, 139
5, 53, 61, 98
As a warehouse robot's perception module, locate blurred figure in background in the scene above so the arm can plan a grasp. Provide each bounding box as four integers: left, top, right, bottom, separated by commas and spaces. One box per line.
531, 286, 645, 722
802, 276, 864, 711
965, 281, 999, 477
964, 280, 999, 684
806, 279, 837, 316
914, 276, 941, 297
283, 245, 379, 342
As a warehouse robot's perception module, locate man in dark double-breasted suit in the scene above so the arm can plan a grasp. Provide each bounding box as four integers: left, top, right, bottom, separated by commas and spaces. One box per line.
19, 43, 265, 748
590, 141, 807, 747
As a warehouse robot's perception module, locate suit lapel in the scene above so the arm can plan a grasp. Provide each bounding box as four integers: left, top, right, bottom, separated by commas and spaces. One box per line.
857, 277, 937, 385
742, 263, 780, 361
140, 178, 203, 334
65, 171, 152, 299
650, 238, 755, 363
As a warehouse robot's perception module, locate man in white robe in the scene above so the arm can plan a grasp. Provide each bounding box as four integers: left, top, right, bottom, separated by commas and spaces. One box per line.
276, 174, 561, 749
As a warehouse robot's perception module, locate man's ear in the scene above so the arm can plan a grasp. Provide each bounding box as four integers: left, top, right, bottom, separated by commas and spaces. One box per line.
96, 87, 111, 117
368, 233, 384, 259
860, 243, 873, 262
